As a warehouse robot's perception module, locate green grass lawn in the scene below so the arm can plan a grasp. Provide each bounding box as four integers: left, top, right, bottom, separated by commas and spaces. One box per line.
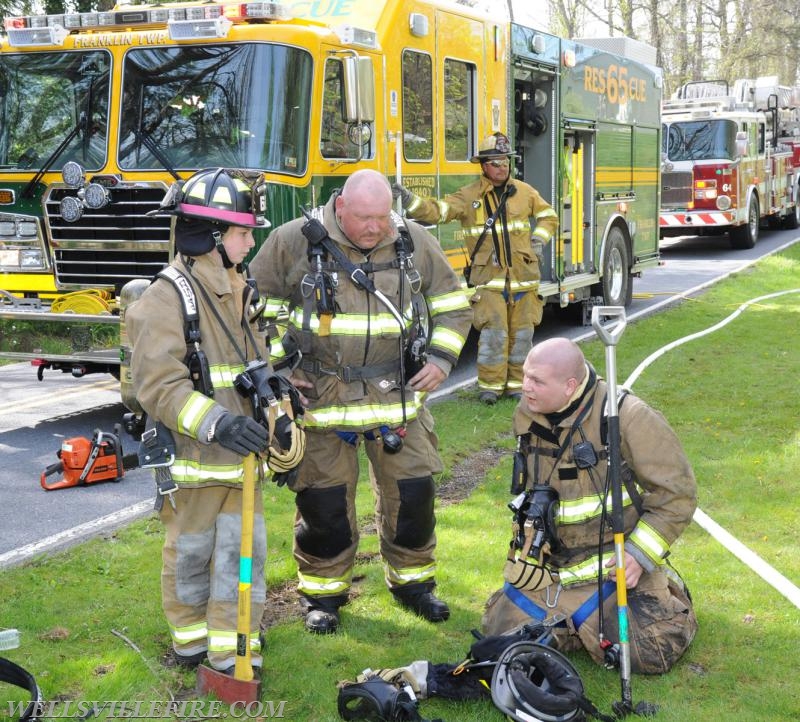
3, 247, 800, 721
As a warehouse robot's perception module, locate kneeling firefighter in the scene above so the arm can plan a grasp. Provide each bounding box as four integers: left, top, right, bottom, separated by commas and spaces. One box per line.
483, 337, 698, 675
126, 168, 305, 673
248, 169, 472, 633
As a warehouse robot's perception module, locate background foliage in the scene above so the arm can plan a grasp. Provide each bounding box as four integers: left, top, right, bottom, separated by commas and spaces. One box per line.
509, 0, 800, 98
4, 0, 796, 99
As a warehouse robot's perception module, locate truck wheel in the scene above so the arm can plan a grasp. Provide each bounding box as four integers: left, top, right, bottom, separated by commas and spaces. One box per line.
730, 195, 759, 249
599, 227, 632, 307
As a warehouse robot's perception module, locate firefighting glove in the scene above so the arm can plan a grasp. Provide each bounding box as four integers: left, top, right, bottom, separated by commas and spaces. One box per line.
214, 412, 268, 456
391, 182, 415, 209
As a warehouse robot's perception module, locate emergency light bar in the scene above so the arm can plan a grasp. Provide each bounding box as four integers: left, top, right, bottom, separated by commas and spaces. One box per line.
5, 25, 68, 47
168, 16, 232, 40
3, 1, 289, 47
232, 2, 291, 20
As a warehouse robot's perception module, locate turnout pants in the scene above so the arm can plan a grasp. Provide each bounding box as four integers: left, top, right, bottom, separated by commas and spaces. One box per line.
160, 484, 266, 671
482, 567, 697, 675
471, 288, 542, 395
289, 410, 443, 604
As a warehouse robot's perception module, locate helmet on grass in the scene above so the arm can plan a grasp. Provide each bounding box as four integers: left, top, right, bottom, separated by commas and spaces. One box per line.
491, 641, 586, 722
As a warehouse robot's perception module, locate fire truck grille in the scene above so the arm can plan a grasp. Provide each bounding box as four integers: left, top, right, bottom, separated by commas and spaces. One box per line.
661, 171, 693, 208
44, 186, 171, 291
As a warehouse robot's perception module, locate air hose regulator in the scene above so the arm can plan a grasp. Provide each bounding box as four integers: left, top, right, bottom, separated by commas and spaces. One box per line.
509, 434, 562, 561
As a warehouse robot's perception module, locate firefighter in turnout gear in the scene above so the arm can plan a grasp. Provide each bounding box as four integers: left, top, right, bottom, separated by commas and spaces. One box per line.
248, 169, 472, 634
482, 338, 698, 674
394, 132, 558, 404
127, 168, 304, 674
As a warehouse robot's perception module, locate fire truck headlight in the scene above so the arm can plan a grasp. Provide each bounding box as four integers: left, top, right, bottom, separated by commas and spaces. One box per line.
62, 161, 85, 188
60, 195, 83, 223
20, 249, 45, 268
18, 221, 36, 236
84, 182, 109, 209
716, 195, 732, 211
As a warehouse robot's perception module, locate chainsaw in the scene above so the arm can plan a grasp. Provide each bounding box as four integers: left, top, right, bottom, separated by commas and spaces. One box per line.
40, 425, 139, 491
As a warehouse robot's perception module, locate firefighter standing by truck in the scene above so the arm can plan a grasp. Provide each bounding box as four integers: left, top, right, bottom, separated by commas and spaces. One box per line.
127, 168, 304, 675
394, 132, 559, 405
248, 169, 472, 634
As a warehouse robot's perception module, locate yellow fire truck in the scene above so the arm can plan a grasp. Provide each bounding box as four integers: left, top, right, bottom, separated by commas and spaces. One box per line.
660, 76, 800, 248
0, 0, 662, 379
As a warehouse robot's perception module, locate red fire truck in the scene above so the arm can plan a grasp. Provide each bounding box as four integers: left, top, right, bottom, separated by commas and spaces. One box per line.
660, 76, 800, 248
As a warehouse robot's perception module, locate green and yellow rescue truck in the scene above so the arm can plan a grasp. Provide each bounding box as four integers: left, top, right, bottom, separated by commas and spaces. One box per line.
0, 0, 661, 381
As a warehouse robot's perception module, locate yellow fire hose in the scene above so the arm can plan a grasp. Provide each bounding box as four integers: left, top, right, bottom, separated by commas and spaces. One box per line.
50, 289, 115, 314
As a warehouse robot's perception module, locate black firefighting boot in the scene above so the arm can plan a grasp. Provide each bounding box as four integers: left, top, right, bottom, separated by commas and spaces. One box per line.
300, 593, 347, 635
391, 581, 450, 623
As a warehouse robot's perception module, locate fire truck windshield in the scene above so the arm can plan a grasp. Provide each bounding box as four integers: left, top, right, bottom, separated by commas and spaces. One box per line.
0, 50, 109, 171
119, 44, 312, 175
663, 119, 739, 162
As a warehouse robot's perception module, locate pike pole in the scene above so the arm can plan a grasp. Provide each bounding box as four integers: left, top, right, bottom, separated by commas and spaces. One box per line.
591, 306, 633, 714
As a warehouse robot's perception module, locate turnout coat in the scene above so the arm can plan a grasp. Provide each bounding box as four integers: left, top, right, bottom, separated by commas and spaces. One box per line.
406, 176, 558, 291
512, 365, 697, 584
128, 252, 267, 487
482, 365, 699, 674
250, 195, 472, 432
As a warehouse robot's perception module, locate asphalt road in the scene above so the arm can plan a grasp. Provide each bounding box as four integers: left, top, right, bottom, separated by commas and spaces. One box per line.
2, 228, 797, 568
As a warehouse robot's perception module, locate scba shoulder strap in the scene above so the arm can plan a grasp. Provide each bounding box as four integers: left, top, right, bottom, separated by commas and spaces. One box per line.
301, 205, 424, 307
299, 206, 429, 379
156, 266, 213, 397
157, 266, 200, 346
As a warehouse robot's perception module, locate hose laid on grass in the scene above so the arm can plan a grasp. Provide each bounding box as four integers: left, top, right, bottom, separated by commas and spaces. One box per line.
622, 288, 800, 611
0, 656, 42, 721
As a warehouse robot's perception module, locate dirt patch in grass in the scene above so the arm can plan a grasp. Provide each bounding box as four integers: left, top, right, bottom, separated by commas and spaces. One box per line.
438, 444, 508, 505
259, 445, 507, 629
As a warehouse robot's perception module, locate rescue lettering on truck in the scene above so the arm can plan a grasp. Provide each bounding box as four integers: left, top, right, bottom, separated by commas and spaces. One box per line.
0, 0, 662, 382
660, 77, 800, 249
583, 63, 649, 104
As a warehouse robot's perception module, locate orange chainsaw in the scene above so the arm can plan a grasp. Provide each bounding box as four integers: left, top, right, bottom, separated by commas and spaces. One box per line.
41, 425, 138, 491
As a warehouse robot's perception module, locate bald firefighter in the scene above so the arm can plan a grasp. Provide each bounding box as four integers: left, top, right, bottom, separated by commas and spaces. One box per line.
483, 337, 698, 674
394, 132, 558, 404
249, 170, 472, 634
